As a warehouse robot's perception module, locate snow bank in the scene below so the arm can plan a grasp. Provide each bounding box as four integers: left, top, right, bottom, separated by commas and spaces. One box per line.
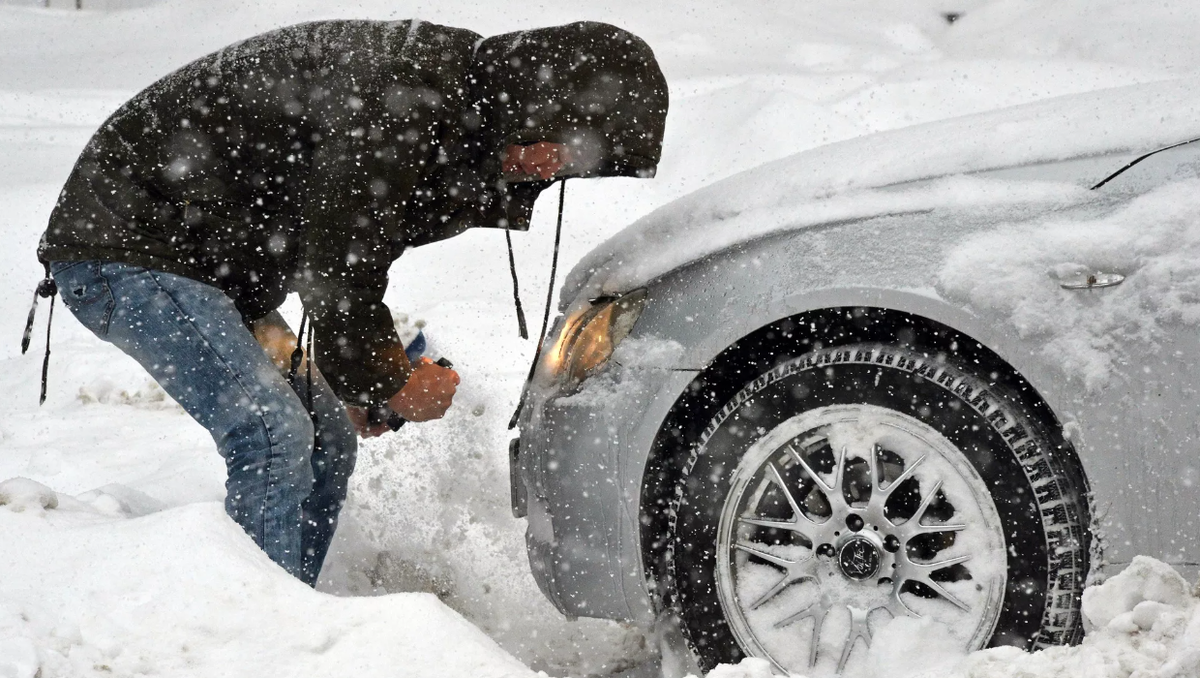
939, 179, 1200, 389
0, 482, 539, 678
692, 556, 1200, 678
956, 557, 1200, 678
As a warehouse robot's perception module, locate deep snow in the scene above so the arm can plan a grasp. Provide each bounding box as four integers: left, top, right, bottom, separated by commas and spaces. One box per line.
5, 473, 1200, 678
0, 478, 535, 678
4, 1, 1200, 677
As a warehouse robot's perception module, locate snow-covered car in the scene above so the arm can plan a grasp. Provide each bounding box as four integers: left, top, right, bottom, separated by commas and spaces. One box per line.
512, 77, 1200, 676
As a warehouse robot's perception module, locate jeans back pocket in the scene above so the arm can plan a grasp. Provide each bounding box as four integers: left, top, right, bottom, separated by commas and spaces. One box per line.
50, 260, 115, 337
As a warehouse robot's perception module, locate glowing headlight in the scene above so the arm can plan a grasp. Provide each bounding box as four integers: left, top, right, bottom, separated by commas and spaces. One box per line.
541, 288, 648, 392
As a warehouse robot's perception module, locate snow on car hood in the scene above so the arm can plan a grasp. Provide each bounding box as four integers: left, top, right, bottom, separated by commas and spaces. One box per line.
562, 76, 1200, 303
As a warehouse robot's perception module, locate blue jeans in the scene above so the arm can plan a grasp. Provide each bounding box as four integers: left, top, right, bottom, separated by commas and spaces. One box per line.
50, 261, 357, 586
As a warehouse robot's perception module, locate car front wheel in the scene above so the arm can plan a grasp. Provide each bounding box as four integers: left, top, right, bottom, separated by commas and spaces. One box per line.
663, 342, 1089, 675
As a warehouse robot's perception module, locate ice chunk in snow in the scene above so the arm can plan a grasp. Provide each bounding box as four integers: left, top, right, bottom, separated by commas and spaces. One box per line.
0, 477, 58, 512
76, 375, 173, 409
1083, 555, 1193, 630
954, 556, 1200, 678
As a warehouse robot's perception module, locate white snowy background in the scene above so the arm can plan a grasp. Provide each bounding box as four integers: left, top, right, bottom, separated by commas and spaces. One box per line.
2, 1, 1200, 676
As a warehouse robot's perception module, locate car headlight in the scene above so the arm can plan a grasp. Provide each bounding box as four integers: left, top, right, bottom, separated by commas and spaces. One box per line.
539, 288, 648, 393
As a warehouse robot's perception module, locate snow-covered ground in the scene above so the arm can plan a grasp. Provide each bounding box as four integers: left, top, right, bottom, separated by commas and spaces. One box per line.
707, 556, 1200, 678
3, 1, 1200, 676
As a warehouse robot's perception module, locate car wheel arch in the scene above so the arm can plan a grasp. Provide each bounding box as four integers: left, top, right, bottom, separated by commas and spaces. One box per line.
638, 305, 1093, 617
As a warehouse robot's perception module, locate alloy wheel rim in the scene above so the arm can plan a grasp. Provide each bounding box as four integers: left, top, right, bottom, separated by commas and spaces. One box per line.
714, 404, 1007, 675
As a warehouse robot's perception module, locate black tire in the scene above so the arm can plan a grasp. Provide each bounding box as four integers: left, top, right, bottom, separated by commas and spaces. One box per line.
664, 342, 1090, 673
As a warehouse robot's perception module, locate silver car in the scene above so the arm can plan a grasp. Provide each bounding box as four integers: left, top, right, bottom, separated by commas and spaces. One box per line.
513, 77, 1200, 676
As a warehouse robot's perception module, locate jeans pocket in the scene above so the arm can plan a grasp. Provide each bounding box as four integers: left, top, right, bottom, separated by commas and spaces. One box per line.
51, 260, 116, 337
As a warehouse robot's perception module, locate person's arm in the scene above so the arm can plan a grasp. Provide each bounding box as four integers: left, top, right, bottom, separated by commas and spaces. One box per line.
294, 87, 465, 419
294, 190, 460, 424
250, 309, 455, 437
291, 102, 414, 403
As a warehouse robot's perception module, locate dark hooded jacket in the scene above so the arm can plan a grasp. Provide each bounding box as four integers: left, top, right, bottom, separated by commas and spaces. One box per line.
38, 19, 668, 405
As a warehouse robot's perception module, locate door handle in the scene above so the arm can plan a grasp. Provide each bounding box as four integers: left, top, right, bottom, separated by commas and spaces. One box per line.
1058, 271, 1125, 290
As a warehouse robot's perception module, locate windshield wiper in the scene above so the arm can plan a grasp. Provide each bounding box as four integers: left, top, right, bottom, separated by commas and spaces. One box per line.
1091, 135, 1200, 190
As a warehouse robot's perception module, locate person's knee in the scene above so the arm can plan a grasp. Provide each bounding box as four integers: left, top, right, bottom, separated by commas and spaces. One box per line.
267, 405, 317, 484
222, 398, 314, 480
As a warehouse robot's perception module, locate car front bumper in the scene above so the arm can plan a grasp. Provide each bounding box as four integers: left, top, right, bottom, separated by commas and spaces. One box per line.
514, 360, 698, 622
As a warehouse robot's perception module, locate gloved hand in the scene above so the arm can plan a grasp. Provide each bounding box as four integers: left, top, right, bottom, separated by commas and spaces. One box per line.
387, 357, 460, 422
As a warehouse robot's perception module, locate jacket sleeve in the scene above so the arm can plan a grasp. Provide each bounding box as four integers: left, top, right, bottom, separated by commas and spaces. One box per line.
294, 119, 415, 406
292, 23, 483, 403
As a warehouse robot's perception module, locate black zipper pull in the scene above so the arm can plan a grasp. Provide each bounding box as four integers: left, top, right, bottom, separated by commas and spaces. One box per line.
23, 265, 58, 405
39, 293, 55, 405
22, 277, 57, 355
287, 312, 308, 387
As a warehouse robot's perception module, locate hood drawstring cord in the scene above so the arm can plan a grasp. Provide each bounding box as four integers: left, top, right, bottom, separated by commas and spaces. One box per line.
288, 312, 307, 386
22, 263, 57, 405
505, 224, 529, 339
305, 320, 315, 420
287, 311, 317, 427
509, 178, 567, 429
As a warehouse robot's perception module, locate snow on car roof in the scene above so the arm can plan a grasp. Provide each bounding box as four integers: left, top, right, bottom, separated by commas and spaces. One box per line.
563, 76, 1200, 302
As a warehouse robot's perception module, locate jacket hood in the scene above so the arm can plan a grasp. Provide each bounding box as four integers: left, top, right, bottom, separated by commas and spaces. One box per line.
470, 22, 668, 180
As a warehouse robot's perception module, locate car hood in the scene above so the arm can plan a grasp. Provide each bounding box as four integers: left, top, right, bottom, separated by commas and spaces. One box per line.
561, 76, 1200, 305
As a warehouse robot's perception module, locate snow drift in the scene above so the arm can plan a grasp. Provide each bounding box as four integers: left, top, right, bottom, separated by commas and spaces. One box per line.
0, 477, 538, 678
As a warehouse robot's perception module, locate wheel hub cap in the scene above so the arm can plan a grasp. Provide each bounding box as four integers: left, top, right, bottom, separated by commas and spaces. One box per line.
836, 534, 881, 581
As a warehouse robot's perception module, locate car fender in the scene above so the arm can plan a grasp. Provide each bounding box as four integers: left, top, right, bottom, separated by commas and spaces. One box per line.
625, 220, 1200, 580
